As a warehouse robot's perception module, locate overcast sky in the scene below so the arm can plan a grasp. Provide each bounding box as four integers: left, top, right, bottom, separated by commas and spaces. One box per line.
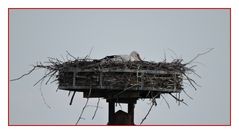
9, 9, 230, 125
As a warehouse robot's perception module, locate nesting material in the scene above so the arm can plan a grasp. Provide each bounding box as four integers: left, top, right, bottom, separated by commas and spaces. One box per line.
11, 49, 211, 124
58, 59, 186, 94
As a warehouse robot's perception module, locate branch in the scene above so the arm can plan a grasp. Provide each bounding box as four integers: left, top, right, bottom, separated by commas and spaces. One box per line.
163, 49, 167, 62
140, 100, 155, 125
168, 48, 178, 59
182, 72, 197, 91
45, 70, 57, 85
75, 98, 89, 125
190, 70, 202, 78
169, 93, 188, 106
186, 48, 214, 65
92, 98, 100, 120
68, 91, 71, 96
75, 86, 92, 124
161, 94, 170, 109
69, 91, 76, 105
66, 50, 77, 60
140, 92, 160, 125
10, 66, 37, 81
39, 71, 51, 109
182, 89, 193, 100
33, 70, 54, 86
85, 47, 94, 59
113, 84, 138, 97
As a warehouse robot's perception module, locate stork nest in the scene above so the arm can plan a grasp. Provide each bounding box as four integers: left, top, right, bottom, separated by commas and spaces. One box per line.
11, 57, 199, 97
11, 49, 214, 124
58, 59, 189, 93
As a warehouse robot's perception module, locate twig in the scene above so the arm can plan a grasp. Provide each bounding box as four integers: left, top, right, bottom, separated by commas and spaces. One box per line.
76, 98, 89, 125
118, 103, 122, 110
113, 84, 138, 97
178, 93, 181, 106
33, 70, 54, 86
45, 70, 57, 85
39, 71, 51, 109
161, 94, 170, 109
85, 47, 94, 59
182, 89, 193, 100
146, 91, 151, 98
66, 50, 77, 60
140, 99, 157, 125
190, 70, 202, 78
185, 72, 201, 87
190, 61, 206, 67
163, 49, 167, 62
182, 72, 197, 90
140, 92, 160, 125
68, 91, 71, 96
69, 91, 76, 105
75, 86, 92, 124
10, 66, 37, 81
168, 48, 178, 59
169, 93, 188, 106
60, 55, 66, 62
92, 98, 100, 120
186, 48, 214, 65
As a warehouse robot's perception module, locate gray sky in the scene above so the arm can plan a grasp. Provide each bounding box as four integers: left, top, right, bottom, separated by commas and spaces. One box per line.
10, 9, 230, 125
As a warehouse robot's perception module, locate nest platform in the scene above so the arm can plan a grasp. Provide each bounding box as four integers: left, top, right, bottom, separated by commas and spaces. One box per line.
57, 60, 185, 100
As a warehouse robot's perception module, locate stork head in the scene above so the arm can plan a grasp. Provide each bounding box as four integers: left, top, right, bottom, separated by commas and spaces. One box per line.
130, 51, 142, 61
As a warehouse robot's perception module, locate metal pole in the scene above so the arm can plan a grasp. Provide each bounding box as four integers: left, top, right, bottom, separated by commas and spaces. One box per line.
108, 100, 115, 125
128, 102, 135, 125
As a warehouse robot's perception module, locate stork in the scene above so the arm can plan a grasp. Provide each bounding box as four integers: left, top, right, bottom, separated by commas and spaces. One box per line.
100, 51, 142, 63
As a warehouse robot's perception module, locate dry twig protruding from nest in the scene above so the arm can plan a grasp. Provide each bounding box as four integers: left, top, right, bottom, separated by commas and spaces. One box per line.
11, 66, 37, 81
182, 89, 193, 100
70, 91, 76, 105
75, 86, 92, 125
169, 93, 188, 106
92, 98, 100, 120
75, 98, 89, 125
66, 50, 77, 60
186, 48, 214, 65
39, 73, 52, 109
161, 94, 170, 109
140, 92, 160, 125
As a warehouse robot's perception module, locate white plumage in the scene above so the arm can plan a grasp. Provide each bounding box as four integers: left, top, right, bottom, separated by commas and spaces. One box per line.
101, 51, 142, 63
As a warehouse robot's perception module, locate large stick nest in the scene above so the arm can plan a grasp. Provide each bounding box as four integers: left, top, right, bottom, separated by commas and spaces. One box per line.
58, 59, 187, 93
11, 49, 213, 124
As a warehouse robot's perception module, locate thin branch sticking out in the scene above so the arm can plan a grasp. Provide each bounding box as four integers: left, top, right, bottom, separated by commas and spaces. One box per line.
39, 73, 51, 109
182, 89, 193, 100
169, 93, 188, 106
140, 93, 160, 125
75, 86, 92, 125
69, 91, 76, 105
75, 98, 89, 125
161, 94, 170, 109
186, 48, 214, 65
92, 98, 100, 120
66, 50, 77, 60
11, 66, 37, 81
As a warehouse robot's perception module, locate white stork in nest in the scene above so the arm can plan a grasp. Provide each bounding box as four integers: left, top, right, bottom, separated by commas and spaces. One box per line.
100, 51, 142, 63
